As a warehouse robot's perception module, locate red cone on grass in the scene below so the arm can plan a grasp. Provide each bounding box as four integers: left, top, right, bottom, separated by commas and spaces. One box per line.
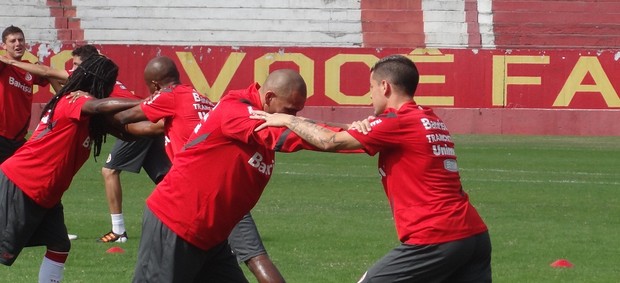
106, 246, 125, 254
550, 259, 573, 268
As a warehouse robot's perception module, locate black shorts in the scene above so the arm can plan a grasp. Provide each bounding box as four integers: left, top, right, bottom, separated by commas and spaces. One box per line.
0, 136, 25, 164
358, 231, 492, 283
133, 207, 248, 283
0, 171, 70, 266
228, 212, 267, 263
103, 137, 170, 183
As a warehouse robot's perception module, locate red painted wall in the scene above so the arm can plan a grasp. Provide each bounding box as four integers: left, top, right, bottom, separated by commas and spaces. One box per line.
23, 45, 620, 136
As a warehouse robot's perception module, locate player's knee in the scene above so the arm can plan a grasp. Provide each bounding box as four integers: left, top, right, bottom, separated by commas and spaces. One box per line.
48, 238, 71, 253
101, 167, 120, 178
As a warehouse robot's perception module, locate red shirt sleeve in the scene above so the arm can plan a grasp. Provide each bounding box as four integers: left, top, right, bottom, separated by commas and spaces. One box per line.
66, 95, 92, 121
348, 115, 401, 156
140, 90, 175, 123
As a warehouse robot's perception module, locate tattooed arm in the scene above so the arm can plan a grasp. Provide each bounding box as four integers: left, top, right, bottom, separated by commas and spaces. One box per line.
251, 111, 363, 151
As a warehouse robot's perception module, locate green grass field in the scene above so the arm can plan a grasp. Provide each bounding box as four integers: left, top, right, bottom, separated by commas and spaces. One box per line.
3, 135, 619, 282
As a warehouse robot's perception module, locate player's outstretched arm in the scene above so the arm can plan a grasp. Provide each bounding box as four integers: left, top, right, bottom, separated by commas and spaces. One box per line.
251, 110, 363, 151
0, 55, 69, 81
81, 98, 141, 116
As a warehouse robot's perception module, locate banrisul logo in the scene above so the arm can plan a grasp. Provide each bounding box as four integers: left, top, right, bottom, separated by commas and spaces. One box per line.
248, 152, 273, 176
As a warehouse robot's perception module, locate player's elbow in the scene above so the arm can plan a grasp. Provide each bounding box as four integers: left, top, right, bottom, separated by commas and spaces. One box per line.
115, 111, 132, 124
321, 143, 341, 152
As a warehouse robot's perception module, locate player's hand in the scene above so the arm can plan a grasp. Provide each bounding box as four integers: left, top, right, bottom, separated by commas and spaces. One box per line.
0, 55, 12, 64
67, 91, 91, 103
250, 110, 292, 131
348, 116, 374, 134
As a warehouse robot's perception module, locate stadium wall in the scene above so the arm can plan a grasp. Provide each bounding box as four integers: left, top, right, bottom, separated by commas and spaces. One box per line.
2, 0, 619, 136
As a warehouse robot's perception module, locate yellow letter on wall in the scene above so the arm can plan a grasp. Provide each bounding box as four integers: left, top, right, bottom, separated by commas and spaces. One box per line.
492, 55, 549, 106
324, 54, 376, 105
553, 56, 620, 107
407, 48, 455, 106
176, 51, 245, 102
254, 52, 314, 99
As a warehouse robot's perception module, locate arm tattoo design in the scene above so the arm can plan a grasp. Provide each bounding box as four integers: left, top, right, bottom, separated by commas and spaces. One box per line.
289, 117, 344, 150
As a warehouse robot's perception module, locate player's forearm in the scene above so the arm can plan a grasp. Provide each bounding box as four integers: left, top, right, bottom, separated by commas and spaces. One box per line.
49, 79, 63, 92
90, 98, 141, 115
285, 116, 346, 151
113, 104, 148, 124
4, 59, 67, 80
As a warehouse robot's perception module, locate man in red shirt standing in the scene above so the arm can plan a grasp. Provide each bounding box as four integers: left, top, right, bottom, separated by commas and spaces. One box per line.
131, 69, 318, 282
0, 55, 141, 283
0, 25, 49, 163
252, 55, 492, 283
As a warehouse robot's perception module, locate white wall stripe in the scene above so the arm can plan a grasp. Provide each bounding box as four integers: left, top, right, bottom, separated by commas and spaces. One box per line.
422, 0, 469, 47
477, 0, 496, 48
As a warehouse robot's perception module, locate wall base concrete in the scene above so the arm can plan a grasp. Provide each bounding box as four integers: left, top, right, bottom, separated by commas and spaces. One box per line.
299, 106, 620, 136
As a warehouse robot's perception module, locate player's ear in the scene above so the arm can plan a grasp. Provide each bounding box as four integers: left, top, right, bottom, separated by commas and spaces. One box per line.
152, 81, 161, 91
381, 80, 391, 98
264, 90, 276, 105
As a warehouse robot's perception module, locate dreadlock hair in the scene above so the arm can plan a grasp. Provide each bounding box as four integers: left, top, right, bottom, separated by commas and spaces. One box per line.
41, 54, 118, 158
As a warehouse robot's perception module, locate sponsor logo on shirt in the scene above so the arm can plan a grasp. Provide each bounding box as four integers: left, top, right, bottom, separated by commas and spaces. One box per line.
370, 119, 382, 127
422, 118, 456, 157
82, 136, 91, 149
420, 118, 448, 131
432, 144, 455, 156
248, 152, 273, 176
8, 76, 32, 93
192, 91, 214, 120
444, 159, 459, 172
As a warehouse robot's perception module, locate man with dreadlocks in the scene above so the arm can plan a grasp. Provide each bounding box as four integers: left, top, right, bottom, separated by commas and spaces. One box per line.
0, 44, 171, 243
0, 55, 141, 282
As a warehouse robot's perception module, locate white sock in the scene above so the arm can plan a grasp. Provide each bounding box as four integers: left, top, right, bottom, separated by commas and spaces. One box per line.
111, 213, 125, 235
39, 256, 64, 283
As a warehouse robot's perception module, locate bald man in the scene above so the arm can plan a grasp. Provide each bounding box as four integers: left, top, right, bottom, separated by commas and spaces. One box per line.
117, 56, 214, 161
123, 58, 287, 282
96, 56, 211, 244
132, 69, 324, 282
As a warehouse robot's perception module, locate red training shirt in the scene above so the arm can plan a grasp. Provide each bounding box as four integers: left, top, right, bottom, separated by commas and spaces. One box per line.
348, 102, 488, 245
0, 61, 49, 140
146, 83, 315, 251
140, 84, 214, 160
1, 96, 92, 208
